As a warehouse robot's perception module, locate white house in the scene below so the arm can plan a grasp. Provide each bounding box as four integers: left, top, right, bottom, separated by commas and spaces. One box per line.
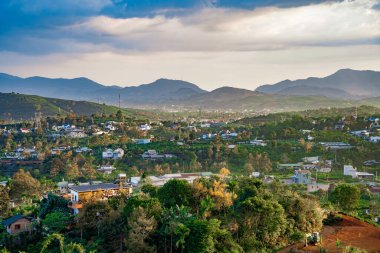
369, 136, 380, 143
98, 165, 116, 174
343, 165, 374, 179
250, 140, 267, 146
139, 124, 151, 131
67, 129, 87, 138
302, 156, 320, 164
102, 148, 124, 159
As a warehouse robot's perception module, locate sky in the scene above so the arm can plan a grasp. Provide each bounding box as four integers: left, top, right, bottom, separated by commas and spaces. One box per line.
0, 0, 380, 90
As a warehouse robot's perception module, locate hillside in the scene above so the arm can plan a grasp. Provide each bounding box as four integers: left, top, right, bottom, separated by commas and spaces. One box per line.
0, 92, 153, 120
256, 69, 380, 98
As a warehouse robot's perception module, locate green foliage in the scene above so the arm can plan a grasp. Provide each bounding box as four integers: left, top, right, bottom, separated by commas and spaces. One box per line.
330, 184, 361, 212
39, 193, 70, 219
0, 186, 10, 218
158, 179, 194, 208
43, 211, 71, 234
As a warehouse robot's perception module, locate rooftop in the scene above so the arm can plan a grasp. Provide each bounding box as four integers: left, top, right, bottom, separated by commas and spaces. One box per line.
2, 214, 26, 226
69, 183, 130, 193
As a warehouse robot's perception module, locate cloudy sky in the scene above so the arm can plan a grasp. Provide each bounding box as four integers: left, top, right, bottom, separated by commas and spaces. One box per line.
1, 0, 380, 90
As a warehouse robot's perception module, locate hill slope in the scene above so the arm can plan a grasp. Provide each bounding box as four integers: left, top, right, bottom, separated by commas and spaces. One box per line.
0, 92, 151, 120
256, 69, 380, 98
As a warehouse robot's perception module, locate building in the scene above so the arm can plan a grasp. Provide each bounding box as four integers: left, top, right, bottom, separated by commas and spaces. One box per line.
139, 124, 151, 131
307, 183, 330, 193
302, 156, 320, 164
319, 142, 353, 150
130, 172, 213, 187
98, 165, 116, 175
69, 179, 132, 214
75, 147, 92, 153
369, 136, 380, 143
250, 140, 267, 146
343, 165, 374, 179
102, 148, 124, 159
292, 170, 312, 184
278, 163, 302, 170
141, 150, 175, 160
133, 139, 151, 144
2, 214, 32, 235
67, 129, 87, 138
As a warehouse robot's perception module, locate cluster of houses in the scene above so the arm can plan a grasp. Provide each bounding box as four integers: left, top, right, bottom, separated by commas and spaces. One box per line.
202, 130, 238, 140
2, 146, 39, 160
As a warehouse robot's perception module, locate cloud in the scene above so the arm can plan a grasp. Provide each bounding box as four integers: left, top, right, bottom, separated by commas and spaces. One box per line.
77, 0, 380, 52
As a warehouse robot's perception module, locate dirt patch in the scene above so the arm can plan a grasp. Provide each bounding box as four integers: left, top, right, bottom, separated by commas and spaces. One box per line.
280, 215, 380, 253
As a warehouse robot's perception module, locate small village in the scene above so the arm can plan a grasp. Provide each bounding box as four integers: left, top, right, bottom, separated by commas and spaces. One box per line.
0, 107, 380, 252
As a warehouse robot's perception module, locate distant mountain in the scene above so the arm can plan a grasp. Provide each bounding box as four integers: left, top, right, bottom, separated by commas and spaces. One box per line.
1, 69, 380, 113
0, 92, 150, 120
0, 74, 207, 106
256, 69, 380, 99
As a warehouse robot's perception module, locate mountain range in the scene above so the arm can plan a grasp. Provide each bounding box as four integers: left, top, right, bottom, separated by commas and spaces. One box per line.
255, 69, 380, 99
0, 69, 379, 113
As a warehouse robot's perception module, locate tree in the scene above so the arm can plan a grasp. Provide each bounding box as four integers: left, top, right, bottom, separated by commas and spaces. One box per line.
330, 184, 360, 212
77, 201, 112, 237
125, 207, 157, 253
9, 169, 41, 202
243, 163, 254, 176
236, 194, 287, 251
43, 211, 71, 234
0, 186, 10, 218
158, 180, 194, 208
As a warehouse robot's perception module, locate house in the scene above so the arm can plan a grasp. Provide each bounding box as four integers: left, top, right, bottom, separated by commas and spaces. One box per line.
57, 180, 69, 193
292, 170, 312, 184
200, 123, 211, 128
363, 160, 380, 166
130, 172, 213, 187
69, 179, 132, 214
139, 124, 151, 131
278, 163, 302, 170
19, 128, 30, 134
350, 130, 369, 137
67, 129, 87, 138
75, 147, 92, 153
2, 214, 32, 235
252, 172, 260, 178
319, 142, 353, 150
102, 148, 124, 159
343, 165, 374, 179
302, 164, 320, 170
133, 139, 151, 144
98, 165, 116, 175
369, 136, 380, 143
307, 183, 330, 193
141, 150, 175, 160
318, 167, 332, 173
369, 186, 380, 195
250, 140, 267, 146
302, 156, 320, 164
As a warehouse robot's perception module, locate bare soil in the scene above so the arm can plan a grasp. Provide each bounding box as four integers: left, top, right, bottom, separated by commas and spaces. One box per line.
279, 214, 380, 253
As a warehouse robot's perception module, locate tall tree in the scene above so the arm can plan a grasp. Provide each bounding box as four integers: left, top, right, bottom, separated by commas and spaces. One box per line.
9, 169, 41, 202
0, 185, 10, 218
125, 207, 157, 253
